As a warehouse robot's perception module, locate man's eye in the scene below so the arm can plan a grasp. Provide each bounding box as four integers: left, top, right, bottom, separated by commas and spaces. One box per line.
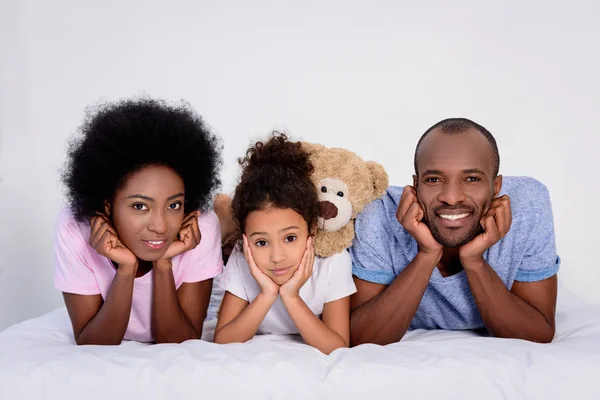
425, 177, 441, 183
133, 203, 148, 211
255, 240, 267, 247
466, 176, 481, 182
285, 235, 297, 243
169, 202, 182, 210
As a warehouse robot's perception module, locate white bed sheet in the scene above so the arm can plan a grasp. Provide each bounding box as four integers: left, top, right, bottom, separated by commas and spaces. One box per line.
1, 287, 600, 400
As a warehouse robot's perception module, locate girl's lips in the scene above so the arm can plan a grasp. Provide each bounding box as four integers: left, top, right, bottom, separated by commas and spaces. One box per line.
271, 266, 292, 276
142, 240, 167, 250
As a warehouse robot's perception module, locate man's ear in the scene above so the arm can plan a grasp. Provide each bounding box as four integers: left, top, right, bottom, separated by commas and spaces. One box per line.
104, 201, 111, 216
493, 175, 503, 198
412, 174, 418, 189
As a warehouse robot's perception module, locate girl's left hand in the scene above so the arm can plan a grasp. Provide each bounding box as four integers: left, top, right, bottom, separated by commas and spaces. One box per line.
158, 211, 202, 266
280, 237, 315, 299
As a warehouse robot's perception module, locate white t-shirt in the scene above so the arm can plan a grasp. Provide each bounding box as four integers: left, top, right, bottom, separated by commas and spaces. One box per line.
219, 247, 357, 335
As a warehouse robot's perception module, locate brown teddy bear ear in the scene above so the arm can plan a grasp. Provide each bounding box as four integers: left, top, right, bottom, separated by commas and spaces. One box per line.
366, 161, 389, 199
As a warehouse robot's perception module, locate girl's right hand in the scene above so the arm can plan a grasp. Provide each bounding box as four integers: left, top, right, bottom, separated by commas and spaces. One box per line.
89, 214, 138, 271
243, 235, 279, 297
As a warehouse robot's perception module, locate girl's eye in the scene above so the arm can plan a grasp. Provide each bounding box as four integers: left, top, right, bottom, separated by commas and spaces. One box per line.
255, 240, 267, 247
337, 191, 344, 197
133, 203, 148, 211
321, 186, 328, 193
285, 235, 297, 243
169, 202, 182, 210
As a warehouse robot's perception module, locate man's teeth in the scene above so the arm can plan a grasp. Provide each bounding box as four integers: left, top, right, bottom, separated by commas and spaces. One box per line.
439, 213, 470, 221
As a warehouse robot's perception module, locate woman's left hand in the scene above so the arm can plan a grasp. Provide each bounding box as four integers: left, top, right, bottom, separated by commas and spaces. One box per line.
280, 237, 315, 299
157, 211, 202, 267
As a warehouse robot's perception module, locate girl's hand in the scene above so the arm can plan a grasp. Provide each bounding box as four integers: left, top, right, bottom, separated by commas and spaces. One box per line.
160, 211, 202, 263
280, 237, 315, 300
243, 235, 279, 298
89, 214, 137, 270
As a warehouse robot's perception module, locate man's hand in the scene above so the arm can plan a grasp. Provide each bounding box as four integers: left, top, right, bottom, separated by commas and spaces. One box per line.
459, 195, 512, 266
396, 186, 443, 262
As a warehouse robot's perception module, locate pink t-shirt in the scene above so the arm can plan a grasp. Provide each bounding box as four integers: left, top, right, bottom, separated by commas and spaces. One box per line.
54, 207, 223, 343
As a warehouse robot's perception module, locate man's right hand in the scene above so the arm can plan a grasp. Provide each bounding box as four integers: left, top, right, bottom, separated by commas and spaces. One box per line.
396, 185, 443, 261
89, 214, 138, 271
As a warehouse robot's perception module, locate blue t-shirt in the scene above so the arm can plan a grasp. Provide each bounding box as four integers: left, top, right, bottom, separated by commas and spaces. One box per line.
350, 176, 560, 330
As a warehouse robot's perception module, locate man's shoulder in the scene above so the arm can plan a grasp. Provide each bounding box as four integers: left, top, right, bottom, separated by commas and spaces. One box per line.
355, 186, 404, 235
500, 176, 552, 215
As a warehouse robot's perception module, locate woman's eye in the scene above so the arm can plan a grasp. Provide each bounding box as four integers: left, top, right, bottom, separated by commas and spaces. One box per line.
169, 202, 182, 210
285, 235, 297, 243
133, 203, 148, 211
337, 191, 344, 197
321, 186, 328, 193
255, 240, 267, 247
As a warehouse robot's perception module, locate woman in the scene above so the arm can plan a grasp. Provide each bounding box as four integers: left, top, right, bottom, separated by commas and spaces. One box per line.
56, 97, 223, 345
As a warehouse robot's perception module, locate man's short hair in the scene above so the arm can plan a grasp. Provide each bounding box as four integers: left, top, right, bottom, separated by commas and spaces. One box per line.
414, 118, 500, 177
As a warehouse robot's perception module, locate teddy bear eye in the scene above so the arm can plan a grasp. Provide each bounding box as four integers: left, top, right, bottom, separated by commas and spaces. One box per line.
321, 186, 327, 193
337, 191, 344, 197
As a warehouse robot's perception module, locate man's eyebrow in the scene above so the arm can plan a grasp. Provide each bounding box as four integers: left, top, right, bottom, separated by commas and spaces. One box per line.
422, 169, 444, 175
462, 169, 487, 175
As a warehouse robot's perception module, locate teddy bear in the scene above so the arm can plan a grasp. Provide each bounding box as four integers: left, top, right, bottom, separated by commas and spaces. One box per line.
301, 142, 388, 257
214, 142, 389, 259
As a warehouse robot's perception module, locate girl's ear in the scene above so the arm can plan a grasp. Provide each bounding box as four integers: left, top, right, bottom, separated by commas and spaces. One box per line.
104, 201, 111, 216
309, 220, 318, 236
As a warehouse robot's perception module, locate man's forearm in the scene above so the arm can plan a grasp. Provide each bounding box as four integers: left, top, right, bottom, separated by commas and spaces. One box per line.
350, 252, 437, 346
464, 259, 555, 343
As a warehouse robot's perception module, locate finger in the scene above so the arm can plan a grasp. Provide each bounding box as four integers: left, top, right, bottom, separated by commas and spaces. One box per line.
404, 201, 422, 224
90, 222, 110, 248
99, 230, 116, 255
306, 237, 315, 276
396, 186, 417, 221
493, 201, 511, 236
190, 218, 201, 244
482, 215, 500, 242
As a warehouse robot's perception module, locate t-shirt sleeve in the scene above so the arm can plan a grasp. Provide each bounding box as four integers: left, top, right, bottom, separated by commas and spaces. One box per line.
350, 198, 396, 285
54, 209, 101, 295
324, 250, 357, 303
178, 211, 224, 283
514, 181, 561, 282
219, 247, 250, 301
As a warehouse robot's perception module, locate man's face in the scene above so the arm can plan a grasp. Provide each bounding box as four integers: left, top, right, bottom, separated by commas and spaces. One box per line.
414, 128, 501, 248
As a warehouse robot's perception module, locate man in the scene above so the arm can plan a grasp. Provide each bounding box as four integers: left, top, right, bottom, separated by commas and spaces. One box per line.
350, 118, 559, 345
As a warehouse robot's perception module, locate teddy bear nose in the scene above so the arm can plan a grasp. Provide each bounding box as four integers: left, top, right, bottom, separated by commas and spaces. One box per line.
318, 201, 339, 220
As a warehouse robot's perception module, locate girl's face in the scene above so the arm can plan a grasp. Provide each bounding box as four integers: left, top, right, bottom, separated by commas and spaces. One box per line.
244, 207, 311, 285
109, 165, 186, 262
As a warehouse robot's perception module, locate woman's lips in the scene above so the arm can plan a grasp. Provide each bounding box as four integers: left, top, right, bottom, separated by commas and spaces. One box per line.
142, 240, 167, 250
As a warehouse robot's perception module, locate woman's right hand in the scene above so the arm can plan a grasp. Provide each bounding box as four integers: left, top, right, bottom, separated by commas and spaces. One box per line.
243, 235, 279, 298
89, 214, 137, 271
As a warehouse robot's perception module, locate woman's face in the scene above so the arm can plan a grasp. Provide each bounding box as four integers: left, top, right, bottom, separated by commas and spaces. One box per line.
109, 165, 185, 261
244, 207, 310, 285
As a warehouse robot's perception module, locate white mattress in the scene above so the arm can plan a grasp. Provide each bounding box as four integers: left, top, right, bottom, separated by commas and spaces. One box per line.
1, 287, 600, 400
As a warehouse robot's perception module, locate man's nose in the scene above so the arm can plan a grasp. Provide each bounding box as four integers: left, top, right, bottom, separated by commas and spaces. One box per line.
438, 180, 467, 205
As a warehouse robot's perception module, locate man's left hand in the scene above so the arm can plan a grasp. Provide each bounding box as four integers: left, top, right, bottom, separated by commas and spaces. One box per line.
459, 195, 512, 266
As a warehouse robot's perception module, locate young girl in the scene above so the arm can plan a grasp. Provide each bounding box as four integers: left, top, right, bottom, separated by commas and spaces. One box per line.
214, 134, 356, 354
56, 97, 223, 345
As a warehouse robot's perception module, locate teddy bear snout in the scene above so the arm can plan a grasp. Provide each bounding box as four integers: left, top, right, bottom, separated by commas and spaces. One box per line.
318, 200, 339, 220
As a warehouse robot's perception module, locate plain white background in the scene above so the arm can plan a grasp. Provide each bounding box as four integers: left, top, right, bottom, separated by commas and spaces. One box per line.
1, 0, 598, 330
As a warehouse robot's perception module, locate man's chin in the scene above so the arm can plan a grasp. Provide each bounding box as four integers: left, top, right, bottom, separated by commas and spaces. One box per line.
431, 226, 483, 248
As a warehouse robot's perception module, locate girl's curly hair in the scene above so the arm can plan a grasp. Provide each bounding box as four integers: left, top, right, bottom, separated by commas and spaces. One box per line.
231, 133, 318, 237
